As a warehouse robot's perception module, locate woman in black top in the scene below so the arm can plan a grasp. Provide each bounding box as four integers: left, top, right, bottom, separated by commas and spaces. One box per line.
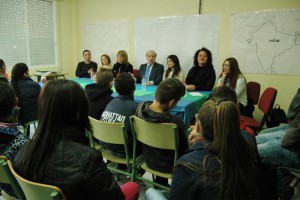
185, 47, 216, 91
112, 50, 133, 78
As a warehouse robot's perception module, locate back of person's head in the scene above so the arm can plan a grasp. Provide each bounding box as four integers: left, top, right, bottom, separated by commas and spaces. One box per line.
199, 99, 258, 199
95, 69, 113, 87
19, 79, 91, 179
155, 78, 185, 105
115, 72, 135, 95
211, 86, 237, 104
0, 82, 16, 117
193, 47, 213, 67
11, 63, 28, 79
38, 79, 90, 130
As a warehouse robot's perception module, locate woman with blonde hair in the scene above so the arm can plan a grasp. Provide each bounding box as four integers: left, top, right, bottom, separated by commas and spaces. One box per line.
112, 50, 133, 77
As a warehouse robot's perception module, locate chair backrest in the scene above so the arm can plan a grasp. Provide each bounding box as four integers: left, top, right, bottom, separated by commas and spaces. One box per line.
6, 160, 67, 200
89, 116, 127, 145
133, 69, 139, 78
247, 81, 261, 105
1, 156, 26, 200
0, 156, 10, 184
258, 87, 277, 114
130, 116, 178, 151
258, 87, 277, 128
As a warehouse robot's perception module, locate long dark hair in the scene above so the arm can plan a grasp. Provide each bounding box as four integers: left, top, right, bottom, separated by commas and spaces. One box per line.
193, 47, 213, 68
17, 79, 92, 180
198, 100, 258, 200
10, 63, 29, 104
0, 59, 5, 72
164, 55, 182, 79
219, 57, 246, 89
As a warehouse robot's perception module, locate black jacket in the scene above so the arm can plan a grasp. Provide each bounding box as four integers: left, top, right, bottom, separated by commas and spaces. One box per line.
85, 83, 113, 120
17, 77, 41, 124
14, 126, 124, 200
185, 65, 216, 91
112, 63, 133, 78
135, 101, 188, 173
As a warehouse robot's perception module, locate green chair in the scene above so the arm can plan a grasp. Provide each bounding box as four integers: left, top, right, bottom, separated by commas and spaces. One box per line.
6, 159, 67, 200
24, 120, 38, 137
0, 156, 25, 200
129, 116, 179, 190
88, 116, 135, 181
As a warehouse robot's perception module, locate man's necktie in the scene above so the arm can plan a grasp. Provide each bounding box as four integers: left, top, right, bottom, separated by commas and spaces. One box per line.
145, 64, 150, 81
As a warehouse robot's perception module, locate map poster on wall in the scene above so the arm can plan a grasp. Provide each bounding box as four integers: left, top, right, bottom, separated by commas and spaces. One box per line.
231, 10, 300, 75
83, 20, 129, 65
134, 15, 220, 75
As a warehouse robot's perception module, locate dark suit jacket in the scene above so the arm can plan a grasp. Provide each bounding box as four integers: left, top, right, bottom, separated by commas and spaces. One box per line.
136, 62, 164, 85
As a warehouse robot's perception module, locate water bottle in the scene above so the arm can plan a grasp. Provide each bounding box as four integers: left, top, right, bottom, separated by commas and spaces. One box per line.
90, 71, 94, 80
141, 76, 146, 91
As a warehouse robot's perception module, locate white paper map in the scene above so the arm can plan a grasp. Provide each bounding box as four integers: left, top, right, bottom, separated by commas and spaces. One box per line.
231, 10, 300, 75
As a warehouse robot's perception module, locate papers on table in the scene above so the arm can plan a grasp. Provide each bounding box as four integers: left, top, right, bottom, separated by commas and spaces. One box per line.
188, 92, 204, 97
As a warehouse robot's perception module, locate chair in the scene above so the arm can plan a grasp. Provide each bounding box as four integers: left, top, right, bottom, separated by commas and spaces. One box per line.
240, 87, 277, 131
0, 156, 25, 200
88, 117, 134, 181
129, 116, 178, 190
247, 81, 261, 105
133, 69, 139, 78
24, 120, 38, 137
5, 159, 67, 200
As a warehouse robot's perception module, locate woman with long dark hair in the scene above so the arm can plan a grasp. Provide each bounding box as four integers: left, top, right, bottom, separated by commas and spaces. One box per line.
163, 55, 185, 82
217, 57, 247, 112
14, 79, 139, 200
10, 63, 40, 125
167, 100, 259, 200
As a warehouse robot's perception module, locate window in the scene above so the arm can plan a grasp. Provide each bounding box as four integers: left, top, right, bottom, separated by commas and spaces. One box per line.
0, 0, 56, 69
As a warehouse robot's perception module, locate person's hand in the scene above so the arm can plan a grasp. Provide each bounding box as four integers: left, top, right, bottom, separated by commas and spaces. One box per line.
186, 84, 196, 91
189, 125, 204, 144
221, 72, 227, 80
88, 68, 93, 74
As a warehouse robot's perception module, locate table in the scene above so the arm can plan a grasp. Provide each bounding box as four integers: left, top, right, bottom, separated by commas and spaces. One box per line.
34, 71, 68, 82
73, 78, 211, 127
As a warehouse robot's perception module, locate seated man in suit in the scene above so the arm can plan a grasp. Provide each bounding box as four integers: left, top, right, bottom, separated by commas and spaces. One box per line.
136, 50, 164, 86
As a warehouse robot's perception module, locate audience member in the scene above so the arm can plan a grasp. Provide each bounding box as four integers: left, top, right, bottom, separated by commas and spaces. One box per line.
85, 69, 114, 119
162, 55, 185, 82
10, 63, 41, 126
0, 59, 9, 83
185, 47, 216, 91
256, 88, 300, 199
98, 54, 112, 71
189, 86, 255, 145
136, 50, 164, 85
217, 57, 248, 113
13, 79, 139, 200
0, 82, 29, 198
75, 50, 98, 78
135, 78, 188, 186
167, 100, 259, 200
112, 50, 133, 78
100, 72, 138, 157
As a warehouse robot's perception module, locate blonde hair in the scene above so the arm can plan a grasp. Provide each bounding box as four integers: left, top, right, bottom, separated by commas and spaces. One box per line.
117, 50, 129, 64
